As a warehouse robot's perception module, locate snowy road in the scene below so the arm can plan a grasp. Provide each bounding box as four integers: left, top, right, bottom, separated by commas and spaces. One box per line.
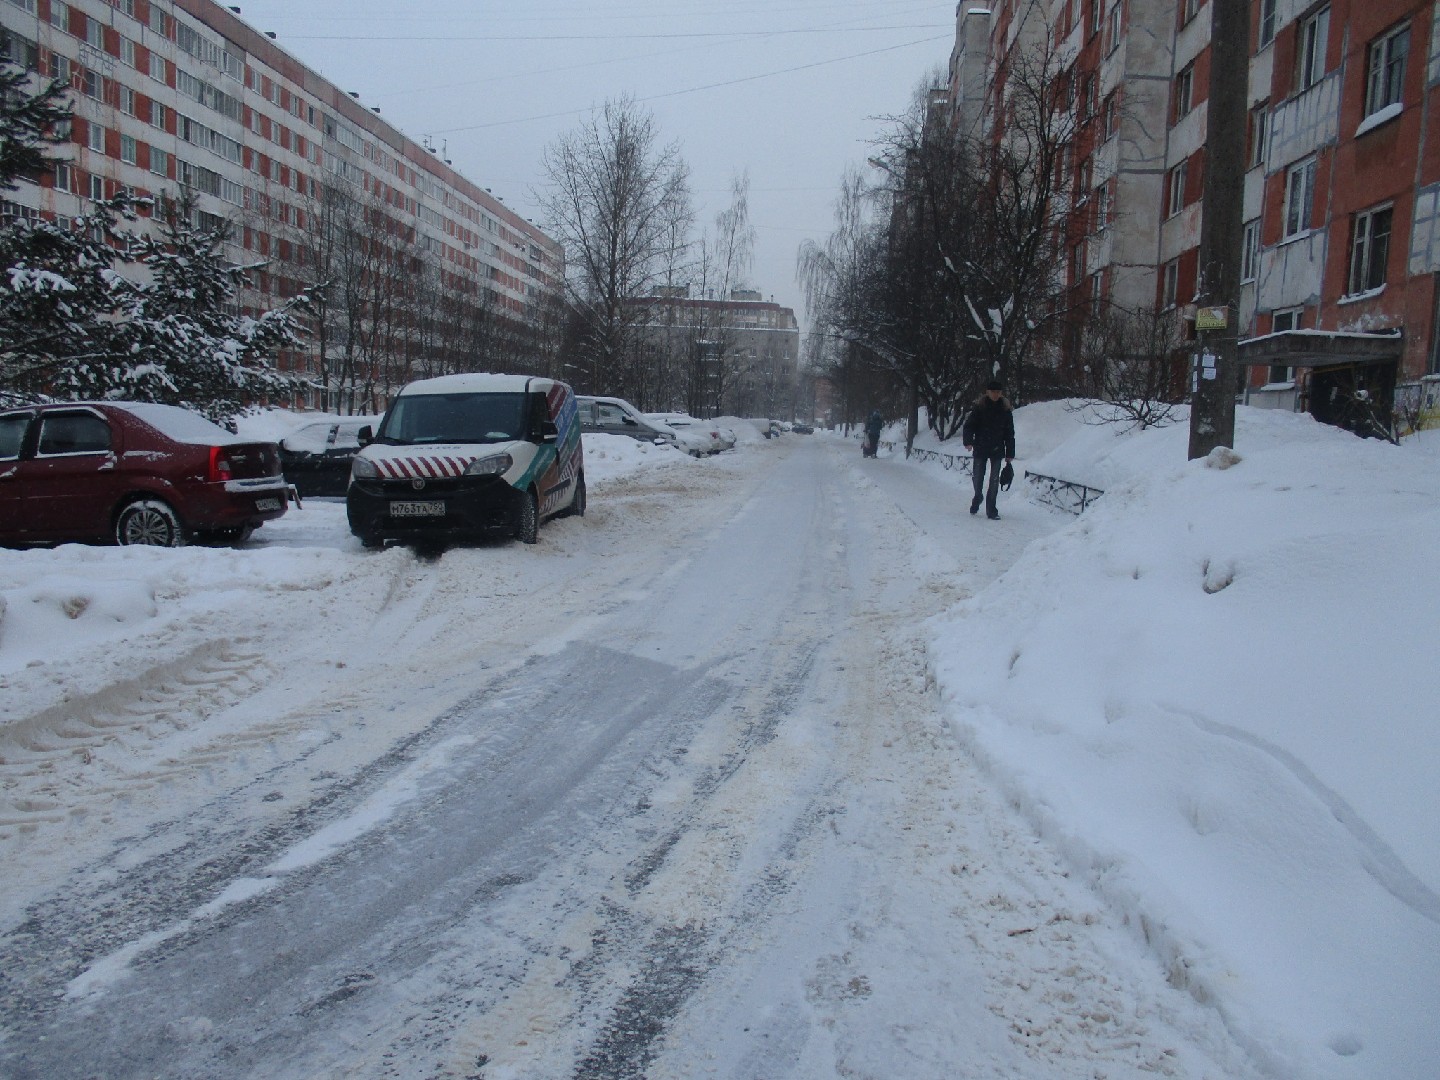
0, 436, 1262, 1078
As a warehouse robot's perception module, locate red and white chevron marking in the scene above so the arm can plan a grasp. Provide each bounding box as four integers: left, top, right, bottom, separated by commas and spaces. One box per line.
373, 454, 477, 480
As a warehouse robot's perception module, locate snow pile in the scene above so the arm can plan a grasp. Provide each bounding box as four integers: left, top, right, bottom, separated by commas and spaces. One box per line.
929, 407, 1440, 1079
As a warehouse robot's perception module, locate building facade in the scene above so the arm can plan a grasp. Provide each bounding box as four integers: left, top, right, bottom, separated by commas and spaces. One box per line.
1, 0, 563, 412
632, 289, 801, 419
950, 0, 1440, 431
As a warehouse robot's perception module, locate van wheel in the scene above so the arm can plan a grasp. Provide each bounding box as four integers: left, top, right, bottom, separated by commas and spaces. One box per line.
116, 499, 185, 547
359, 534, 385, 550
514, 487, 539, 544
560, 472, 586, 518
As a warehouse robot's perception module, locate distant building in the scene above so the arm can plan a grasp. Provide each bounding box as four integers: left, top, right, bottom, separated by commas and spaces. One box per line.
631, 288, 801, 418
1, 0, 563, 412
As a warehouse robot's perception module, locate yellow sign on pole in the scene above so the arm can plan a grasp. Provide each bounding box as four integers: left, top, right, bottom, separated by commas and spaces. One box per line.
1195, 306, 1229, 331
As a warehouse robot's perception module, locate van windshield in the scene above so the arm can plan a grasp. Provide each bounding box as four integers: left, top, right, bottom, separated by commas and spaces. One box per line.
374, 392, 527, 445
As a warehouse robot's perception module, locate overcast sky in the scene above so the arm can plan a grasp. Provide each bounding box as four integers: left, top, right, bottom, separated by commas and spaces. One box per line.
227, 0, 958, 323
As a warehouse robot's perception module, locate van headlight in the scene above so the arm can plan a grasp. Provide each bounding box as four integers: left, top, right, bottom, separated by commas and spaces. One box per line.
351, 456, 378, 479
465, 453, 513, 477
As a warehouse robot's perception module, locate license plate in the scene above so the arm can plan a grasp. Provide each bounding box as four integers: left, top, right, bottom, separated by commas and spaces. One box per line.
255, 497, 282, 512
390, 500, 445, 517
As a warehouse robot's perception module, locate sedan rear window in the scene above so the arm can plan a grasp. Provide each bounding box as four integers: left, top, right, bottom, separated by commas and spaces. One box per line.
0, 414, 29, 459
37, 413, 112, 455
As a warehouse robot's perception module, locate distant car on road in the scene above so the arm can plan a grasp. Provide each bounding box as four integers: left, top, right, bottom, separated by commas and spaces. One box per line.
791, 422, 814, 434
0, 401, 288, 547
280, 417, 373, 497
648, 413, 735, 456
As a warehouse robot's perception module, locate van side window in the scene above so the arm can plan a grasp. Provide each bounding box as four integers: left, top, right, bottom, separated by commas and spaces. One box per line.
528, 394, 549, 441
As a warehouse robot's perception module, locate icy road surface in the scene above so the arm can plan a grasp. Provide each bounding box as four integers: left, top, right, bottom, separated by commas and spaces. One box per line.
0, 436, 1263, 1078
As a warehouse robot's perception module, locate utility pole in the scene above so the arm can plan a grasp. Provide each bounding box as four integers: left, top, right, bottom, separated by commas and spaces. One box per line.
1188, 0, 1251, 459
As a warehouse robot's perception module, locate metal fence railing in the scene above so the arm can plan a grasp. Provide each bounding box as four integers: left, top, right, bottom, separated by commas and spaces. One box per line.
1023, 471, 1105, 515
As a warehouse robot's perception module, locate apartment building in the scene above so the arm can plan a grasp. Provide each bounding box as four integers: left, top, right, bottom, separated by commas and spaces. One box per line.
632, 289, 801, 419
1, 0, 563, 410
952, 0, 1440, 431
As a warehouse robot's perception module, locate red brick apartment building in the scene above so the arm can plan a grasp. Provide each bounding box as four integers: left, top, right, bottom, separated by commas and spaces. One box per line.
947, 0, 1440, 430
1, 0, 563, 411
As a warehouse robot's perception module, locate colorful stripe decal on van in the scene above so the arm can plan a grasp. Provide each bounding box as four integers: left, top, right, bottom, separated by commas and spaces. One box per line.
373, 454, 477, 480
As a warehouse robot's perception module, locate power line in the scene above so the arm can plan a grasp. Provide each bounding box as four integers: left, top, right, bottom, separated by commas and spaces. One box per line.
430, 35, 949, 135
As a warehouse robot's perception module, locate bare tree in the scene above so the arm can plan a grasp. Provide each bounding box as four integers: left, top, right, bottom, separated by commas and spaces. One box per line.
1070, 303, 1188, 430
537, 96, 691, 400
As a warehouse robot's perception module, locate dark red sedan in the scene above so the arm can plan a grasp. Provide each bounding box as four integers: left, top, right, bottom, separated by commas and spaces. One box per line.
0, 402, 289, 547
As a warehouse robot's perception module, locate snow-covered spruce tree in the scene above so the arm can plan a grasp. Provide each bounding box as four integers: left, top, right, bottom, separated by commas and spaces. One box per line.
120, 193, 313, 424
0, 65, 71, 192
1, 66, 313, 419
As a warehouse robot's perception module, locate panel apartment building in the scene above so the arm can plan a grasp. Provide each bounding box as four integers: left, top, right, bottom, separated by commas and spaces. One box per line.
633, 289, 801, 419
947, 0, 1440, 432
1, 0, 563, 412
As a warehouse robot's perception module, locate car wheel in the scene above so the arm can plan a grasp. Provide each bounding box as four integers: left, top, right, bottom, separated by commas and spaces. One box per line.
359, 534, 385, 550
514, 487, 539, 544
560, 472, 586, 518
115, 499, 185, 547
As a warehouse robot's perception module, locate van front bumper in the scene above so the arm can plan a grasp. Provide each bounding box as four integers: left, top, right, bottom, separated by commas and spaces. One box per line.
347, 476, 517, 541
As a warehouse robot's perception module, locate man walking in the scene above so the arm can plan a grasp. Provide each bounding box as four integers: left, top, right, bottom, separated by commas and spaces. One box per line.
962, 379, 1015, 520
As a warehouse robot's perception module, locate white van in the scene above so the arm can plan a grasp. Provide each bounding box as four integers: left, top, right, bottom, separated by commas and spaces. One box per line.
346, 373, 584, 547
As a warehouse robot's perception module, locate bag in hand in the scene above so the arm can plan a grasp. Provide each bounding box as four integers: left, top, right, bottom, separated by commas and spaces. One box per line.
999, 462, 1015, 490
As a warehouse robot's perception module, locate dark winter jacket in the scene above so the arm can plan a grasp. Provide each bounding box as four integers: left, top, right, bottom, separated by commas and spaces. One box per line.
962, 395, 1015, 459
865, 412, 883, 439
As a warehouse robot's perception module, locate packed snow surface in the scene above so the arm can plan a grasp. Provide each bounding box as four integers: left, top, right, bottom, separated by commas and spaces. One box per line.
0, 405, 1434, 1078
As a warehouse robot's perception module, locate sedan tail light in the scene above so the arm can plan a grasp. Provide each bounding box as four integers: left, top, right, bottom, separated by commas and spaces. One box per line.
207, 446, 234, 482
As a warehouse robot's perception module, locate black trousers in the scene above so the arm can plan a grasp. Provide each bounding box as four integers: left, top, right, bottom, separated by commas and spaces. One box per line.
971, 451, 1003, 514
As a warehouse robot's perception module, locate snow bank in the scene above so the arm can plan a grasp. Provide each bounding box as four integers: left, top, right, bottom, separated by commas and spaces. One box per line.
929, 406, 1440, 1079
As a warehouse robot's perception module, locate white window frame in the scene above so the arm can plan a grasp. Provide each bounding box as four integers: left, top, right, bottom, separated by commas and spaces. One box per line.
1182, 0, 1200, 24
120, 86, 136, 116
1259, 0, 1277, 46
1249, 105, 1268, 169
1167, 161, 1187, 218
1106, 2, 1121, 54
1347, 203, 1393, 295
1174, 64, 1194, 122
120, 134, 137, 165
150, 101, 166, 129
149, 146, 168, 177
49, 1, 67, 31
86, 122, 106, 152
1296, 7, 1330, 93
120, 37, 135, 68
88, 173, 105, 201
1161, 259, 1179, 309
1283, 157, 1316, 238
1365, 23, 1410, 117
1241, 220, 1260, 282
149, 52, 166, 82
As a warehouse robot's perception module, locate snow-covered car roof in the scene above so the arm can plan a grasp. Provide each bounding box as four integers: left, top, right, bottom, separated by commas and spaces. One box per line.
395, 373, 560, 396
107, 402, 255, 446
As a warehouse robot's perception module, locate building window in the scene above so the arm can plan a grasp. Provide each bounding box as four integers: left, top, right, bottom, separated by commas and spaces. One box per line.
1182, 0, 1199, 24
85, 16, 103, 48
1174, 64, 1194, 123
1365, 23, 1410, 117
1166, 160, 1187, 217
149, 147, 167, 177
1269, 310, 1299, 382
53, 162, 73, 192
49, 1, 67, 31
1258, 0, 1277, 46
120, 37, 135, 67
150, 101, 166, 129
1095, 182, 1110, 230
1247, 104, 1268, 168
1090, 0, 1103, 34
1283, 157, 1316, 238
86, 121, 106, 152
1241, 219, 1260, 281
1106, 2, 1121, 53
1296, 6, 1330, 92
1347, 204, 1393, 294
1103, 92, 1118, 139
82, 69, 102, 99
89, 173, 105, 201
120, 86, 136, 115
149, 52, 166, 82
148, 6, 166, 35
1161, 259, 1179, 308
120, 134, 137, 164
